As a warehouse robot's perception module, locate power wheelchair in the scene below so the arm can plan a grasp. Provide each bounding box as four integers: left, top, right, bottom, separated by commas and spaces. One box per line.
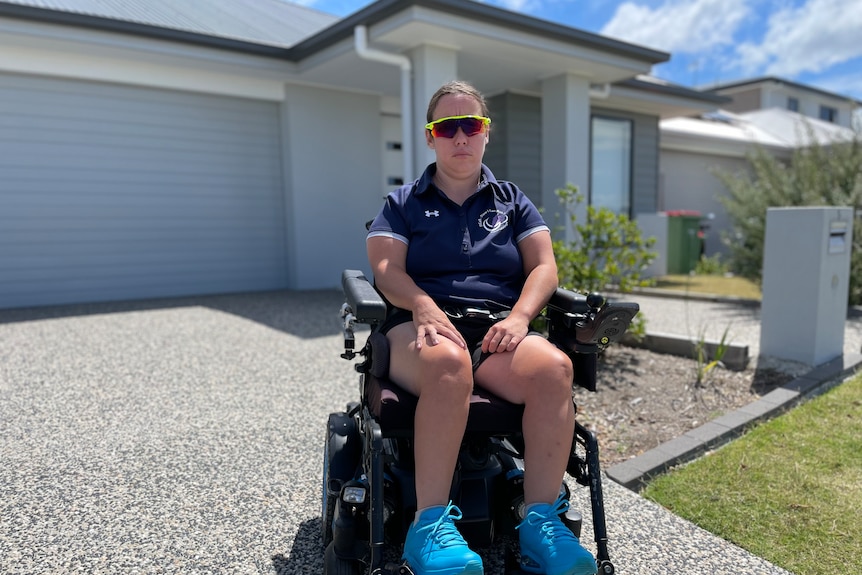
323, 269, 639, 575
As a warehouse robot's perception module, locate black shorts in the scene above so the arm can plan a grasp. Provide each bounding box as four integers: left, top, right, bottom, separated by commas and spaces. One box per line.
379, 306, 540, 371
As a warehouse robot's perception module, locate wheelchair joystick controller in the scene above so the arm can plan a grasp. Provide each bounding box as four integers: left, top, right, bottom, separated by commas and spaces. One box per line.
586, 292, 604, 311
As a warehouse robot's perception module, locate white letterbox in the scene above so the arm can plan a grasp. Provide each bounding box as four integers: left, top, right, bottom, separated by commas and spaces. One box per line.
760, 207, 854, 366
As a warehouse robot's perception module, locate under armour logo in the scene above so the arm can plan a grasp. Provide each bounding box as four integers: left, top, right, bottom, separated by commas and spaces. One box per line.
425, 210, 440, 218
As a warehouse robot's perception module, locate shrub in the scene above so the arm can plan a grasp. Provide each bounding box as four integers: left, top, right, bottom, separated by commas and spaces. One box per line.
694, 253, 729, 276
550, 184, 657, 294
715, 131, 862, 303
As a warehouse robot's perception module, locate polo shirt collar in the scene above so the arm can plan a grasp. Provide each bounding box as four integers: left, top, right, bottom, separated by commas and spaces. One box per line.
414, 163, 498, 195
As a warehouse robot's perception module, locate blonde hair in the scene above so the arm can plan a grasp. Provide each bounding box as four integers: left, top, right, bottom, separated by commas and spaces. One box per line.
425, 80, 490, 124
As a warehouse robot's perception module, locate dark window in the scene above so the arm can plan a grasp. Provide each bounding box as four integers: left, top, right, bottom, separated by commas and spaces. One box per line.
590, 116, 632, 216
787, 97, 799, 112
820, 105, 838, 123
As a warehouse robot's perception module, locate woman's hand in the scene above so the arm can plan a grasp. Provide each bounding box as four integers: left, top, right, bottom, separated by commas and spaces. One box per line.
412, 300, 467, 350
481, 316, 530, 353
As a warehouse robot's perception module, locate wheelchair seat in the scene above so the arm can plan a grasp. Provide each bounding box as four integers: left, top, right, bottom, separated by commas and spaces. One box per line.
367, 373, 526, 437
359, 327, 526, 437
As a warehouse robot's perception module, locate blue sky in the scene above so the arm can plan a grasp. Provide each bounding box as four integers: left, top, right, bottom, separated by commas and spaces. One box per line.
288, 0, 862, 102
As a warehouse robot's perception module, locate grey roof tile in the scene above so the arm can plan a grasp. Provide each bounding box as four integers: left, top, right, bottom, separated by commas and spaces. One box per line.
2, 0, 339, 47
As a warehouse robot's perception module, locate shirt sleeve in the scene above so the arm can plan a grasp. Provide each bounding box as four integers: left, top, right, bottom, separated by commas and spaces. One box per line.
511, 185, 550, 243
367, 189, 410, 246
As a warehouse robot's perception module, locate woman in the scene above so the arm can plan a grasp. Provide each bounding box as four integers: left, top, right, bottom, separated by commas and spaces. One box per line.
366, 80, 597, 575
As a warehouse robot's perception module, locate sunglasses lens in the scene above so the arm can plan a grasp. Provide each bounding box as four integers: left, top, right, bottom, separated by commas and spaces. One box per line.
460, 118, 484, 136
431, 117, 486, 138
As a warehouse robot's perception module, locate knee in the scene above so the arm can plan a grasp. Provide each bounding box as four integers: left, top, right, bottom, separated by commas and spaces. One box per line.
528, 348, 573, 396
421, 344, 473, 393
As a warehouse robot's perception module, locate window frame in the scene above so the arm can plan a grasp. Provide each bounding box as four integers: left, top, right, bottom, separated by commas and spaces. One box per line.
589, 114, 634, 217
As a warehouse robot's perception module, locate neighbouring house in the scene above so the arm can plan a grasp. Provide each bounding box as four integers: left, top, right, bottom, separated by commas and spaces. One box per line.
652, 77, 861, 268
709, 76, 860, 130
0, 0, 724, 309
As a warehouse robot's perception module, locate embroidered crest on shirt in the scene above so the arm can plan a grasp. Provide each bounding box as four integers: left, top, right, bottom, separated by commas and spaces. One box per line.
478, 209, 509, 233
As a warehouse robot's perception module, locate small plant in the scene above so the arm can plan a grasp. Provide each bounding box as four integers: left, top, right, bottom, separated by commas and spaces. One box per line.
694, 253, 729, 276
694, 324, 732, 385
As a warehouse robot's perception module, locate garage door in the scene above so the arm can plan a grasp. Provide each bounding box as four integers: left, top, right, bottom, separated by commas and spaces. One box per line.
0, 73, 286, 309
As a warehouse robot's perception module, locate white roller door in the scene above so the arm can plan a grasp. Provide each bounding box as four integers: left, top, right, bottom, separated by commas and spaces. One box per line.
0, 73, 286, 309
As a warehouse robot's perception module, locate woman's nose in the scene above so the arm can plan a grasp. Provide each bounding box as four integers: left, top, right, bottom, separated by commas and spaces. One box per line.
453, 127, 468, 143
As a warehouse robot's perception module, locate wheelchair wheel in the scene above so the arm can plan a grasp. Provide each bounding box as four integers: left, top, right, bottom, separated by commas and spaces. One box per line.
322, 411, 361, 548
324, 541, 361, 575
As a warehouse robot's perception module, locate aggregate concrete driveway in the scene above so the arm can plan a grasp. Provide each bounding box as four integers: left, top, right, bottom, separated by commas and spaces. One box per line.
0, 290, 792, 575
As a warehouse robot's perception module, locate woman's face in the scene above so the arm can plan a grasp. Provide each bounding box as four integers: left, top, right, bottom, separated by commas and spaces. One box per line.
426, 93, 488, 179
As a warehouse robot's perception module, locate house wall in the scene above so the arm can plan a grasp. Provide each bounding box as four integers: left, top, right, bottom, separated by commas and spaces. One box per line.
721, 87, 762, 114
659, 149, 751, 258
485, 96, 661, 225
719, 82, 857, 129
485, 92, 542, 206
280, 85, 384, 290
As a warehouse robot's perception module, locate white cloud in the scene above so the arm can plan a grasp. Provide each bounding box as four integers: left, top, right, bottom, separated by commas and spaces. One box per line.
733, 0, 862, 77
484, 0, 542, 12
600, 0, 750, 53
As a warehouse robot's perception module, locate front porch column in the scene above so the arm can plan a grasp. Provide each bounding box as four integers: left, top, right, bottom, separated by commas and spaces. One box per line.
541, 74, 590, 240
409, 44, 458, 177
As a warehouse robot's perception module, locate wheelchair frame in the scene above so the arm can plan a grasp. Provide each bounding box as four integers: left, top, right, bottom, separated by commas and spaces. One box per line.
324, 270, 639, 575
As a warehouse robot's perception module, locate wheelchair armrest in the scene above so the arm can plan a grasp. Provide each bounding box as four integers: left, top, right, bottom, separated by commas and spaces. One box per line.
547, 288, 640, 349
547, 288, 590, 315
342, 269, 387, 323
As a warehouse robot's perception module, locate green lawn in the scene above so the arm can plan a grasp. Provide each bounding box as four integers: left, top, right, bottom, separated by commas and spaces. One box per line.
642, 373, 862, 575
653, 274, 762, 300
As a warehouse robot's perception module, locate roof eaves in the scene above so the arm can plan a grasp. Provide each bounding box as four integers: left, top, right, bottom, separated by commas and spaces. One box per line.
287, 0, 670, 64
0, 1, 293, 58
616, 76, 730, 105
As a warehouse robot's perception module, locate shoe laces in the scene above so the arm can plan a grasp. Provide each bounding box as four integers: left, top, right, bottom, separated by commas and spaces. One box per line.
516, 495, 571, 543
416, 502, 466, 549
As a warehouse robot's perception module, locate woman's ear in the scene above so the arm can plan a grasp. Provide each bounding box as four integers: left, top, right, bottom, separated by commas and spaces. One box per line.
425, 130, 435, 149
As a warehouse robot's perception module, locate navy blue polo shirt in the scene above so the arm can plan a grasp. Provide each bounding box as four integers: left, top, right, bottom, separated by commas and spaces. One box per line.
367, 163, 550, 310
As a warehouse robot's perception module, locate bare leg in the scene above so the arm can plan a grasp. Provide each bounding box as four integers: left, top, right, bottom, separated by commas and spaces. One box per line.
386, 322, 474, 509
475, 336, 574, 504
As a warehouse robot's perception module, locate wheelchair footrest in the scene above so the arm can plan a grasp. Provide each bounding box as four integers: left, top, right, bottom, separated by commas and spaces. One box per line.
378, 562, 414, 575
504, 544, 612, 575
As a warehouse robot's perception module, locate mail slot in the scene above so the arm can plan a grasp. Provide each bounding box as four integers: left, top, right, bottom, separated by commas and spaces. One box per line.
829, 221, 848, 254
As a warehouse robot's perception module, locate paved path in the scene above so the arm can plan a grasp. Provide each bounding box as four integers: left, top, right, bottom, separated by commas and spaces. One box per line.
626, 292, 862, 361
4, 289, 853, 574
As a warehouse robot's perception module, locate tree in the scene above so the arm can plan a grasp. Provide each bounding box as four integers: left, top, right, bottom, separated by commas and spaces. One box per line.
716, 133, 862, 303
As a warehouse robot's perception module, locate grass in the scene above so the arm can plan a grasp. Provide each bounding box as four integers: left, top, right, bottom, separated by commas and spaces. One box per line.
653, 274, 762, 300
642, 373, 862, 575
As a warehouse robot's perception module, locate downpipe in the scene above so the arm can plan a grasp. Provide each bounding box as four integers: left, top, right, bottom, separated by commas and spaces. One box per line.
354, 25, 414, 181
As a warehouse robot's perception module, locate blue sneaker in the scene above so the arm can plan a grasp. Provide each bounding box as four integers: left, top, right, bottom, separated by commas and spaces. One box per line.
401, 502, 483, 575
516, 496, 597, 575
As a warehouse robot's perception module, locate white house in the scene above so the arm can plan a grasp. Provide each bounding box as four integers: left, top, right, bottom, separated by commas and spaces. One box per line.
709, 77, 861, 130
657, 78, 861, 260
0, 0, 724, 309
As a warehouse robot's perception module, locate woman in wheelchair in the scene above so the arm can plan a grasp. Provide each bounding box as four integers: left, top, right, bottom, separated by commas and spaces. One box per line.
366, 81, 597, 575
